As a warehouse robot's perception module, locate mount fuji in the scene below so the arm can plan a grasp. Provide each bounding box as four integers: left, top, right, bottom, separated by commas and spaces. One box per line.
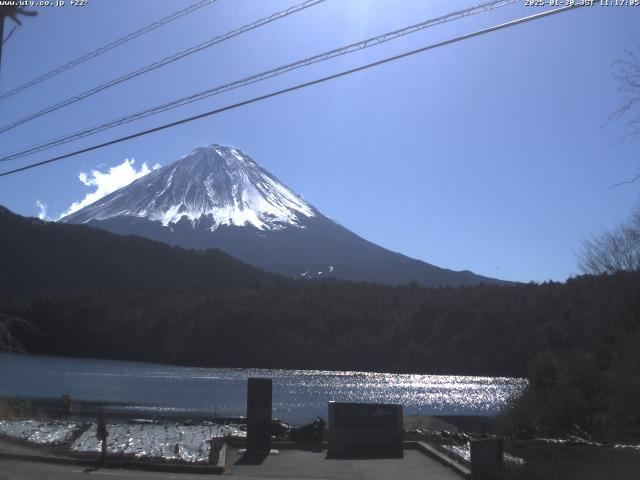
62, 144, 505, 287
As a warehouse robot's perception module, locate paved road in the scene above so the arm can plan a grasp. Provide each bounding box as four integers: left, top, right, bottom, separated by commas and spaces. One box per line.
0, 449, 462, 480
0, 459, 214, 480
0, 438, 462, 479
228, 449, 463, 479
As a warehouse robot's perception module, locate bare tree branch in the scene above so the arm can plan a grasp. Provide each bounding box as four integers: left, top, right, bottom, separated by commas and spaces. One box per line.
608, 39, 640, 128
580, 207, 640, 274
609, 173, 640, 189
0, 312, 42, 353
607, 42, 640, 188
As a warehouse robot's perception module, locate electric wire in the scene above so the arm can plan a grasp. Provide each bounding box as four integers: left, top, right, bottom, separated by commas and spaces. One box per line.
0, 0, 218, 102
0, 0, 517, 162
0, 4, 584, 178
0, 0, 327, 134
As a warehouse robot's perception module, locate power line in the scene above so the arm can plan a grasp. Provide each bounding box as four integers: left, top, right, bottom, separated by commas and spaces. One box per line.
0, 0, 327, 135
0, 4, 584, 179
0, 0, 517, 162
0, 0, 218, 102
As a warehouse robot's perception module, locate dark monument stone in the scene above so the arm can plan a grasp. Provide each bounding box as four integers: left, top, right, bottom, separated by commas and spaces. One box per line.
328, 402, 403, 458
470, 437, 504, 480
246, 377, 272, 453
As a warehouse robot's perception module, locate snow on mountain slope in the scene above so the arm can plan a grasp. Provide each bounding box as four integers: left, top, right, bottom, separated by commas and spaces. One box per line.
61, 142, 509, 287
62, 144, 317, 231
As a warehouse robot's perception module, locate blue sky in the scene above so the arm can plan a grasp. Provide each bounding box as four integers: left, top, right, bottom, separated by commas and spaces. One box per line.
0, 0, 638, 283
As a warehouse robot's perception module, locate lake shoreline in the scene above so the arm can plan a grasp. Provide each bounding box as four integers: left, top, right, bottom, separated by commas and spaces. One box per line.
0, 353, 527, 424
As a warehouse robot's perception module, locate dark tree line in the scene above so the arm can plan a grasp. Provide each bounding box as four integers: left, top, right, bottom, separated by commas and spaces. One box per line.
2, 271, 640, 440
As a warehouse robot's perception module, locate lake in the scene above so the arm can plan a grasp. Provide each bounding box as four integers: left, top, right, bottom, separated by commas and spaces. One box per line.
0, 353, 527, 424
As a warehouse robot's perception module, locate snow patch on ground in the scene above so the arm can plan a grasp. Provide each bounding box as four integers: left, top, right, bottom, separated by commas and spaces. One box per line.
0, 419, 245, 464
0, 420, 78, 446
71, 423, 240, 463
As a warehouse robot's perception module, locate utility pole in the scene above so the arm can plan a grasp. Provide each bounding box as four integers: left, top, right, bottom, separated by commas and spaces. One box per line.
0, 6, 37, 74
0, 11, 5, 72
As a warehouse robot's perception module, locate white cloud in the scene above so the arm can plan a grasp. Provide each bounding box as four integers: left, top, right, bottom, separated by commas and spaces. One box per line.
35, 200, 48, 220
60, 158, 160, 219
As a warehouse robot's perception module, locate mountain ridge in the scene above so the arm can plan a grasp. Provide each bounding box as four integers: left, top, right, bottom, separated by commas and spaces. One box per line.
61, 144, 509, 287
0, 205, 285, 293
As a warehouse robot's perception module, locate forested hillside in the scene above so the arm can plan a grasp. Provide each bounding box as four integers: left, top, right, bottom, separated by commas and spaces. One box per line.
0, 206, 284, 292
3, 273, 638, 376
2, 205, 639, 439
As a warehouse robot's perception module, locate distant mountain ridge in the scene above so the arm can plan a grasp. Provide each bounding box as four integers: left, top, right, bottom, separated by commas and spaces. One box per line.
62, 143, 508, 287
0, 206, 283, 293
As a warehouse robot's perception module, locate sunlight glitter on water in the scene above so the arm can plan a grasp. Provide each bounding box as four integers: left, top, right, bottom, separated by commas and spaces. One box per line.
0, 354, 527, 423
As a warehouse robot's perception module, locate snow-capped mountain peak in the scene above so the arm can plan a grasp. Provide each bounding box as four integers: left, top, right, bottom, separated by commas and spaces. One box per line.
62, 143, 317, 231
61, 142, 507, 287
